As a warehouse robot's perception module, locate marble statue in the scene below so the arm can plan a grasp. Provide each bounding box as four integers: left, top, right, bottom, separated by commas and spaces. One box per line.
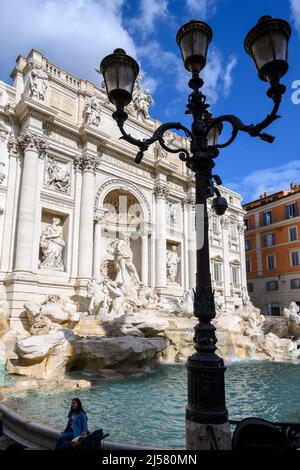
177, 290, 194, 318
166, 246, 181, 285
24, 303, 53, 336
137, 283, 163, 310
154, 131, 177, 160
85, 93, 102, 127
284, 301, 300, 318
87, 278, 109, 316
46, 157, 70, 192
108, 234, 140, 286
29, 62, 48, 100
128, 75, 153, 122
283, 301, 300, 337
40, 217, 65, 271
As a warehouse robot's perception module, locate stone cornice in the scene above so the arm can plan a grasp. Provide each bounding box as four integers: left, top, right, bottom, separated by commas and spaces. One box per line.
41, 191, 74, 209
14, 97, 57, 124
79, 124, 111, 147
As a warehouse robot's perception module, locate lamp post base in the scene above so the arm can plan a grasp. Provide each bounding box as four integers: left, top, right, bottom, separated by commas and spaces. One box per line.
185, 419, 231, 450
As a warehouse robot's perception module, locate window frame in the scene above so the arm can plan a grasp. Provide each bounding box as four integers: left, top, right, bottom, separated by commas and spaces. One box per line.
212, 262, 222, 282
266, 280, 279, 291
263, 210, 272, 226
289, 226, 298, 242
291, 278, 300, 289
291, 250, 300, 267
264, 232, 275, 247
266, 254, 276, 271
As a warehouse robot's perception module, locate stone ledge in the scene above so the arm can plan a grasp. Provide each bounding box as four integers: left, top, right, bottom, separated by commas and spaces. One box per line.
0, 403, 157, 450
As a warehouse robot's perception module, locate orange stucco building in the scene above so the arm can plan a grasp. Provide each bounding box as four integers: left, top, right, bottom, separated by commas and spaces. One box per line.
243, 183, 300, 316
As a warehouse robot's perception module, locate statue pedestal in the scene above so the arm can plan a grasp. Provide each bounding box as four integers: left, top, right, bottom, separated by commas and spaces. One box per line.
156, 285, 184, 298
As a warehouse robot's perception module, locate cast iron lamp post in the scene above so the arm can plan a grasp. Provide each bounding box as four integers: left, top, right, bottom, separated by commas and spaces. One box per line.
100, 15, 291, 450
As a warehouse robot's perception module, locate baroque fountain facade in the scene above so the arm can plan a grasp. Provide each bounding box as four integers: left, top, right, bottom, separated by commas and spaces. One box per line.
0, 50, 299, 393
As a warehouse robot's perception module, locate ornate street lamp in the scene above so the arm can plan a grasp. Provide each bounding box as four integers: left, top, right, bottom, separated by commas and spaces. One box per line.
100, 15, 291, 450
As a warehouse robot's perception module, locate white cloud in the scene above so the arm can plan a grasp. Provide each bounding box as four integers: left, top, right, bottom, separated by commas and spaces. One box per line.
290, 0, 300, 34
202, 49, 237, 105
223, 56, 238, 97
226, 160, 300, 203
131, 0, 169, 35
138, 41, 237, 106
0, 0, 136, 84
140, 74, 159, 94
186, 0, 218, 19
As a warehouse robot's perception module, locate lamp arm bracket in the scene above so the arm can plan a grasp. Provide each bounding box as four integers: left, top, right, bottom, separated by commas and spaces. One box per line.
207, 100, 281, 150
114, 111, 192, 163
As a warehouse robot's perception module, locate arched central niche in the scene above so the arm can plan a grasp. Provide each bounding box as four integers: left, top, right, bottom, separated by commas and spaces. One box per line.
100, 189, 147, 282
103, 189, 142, 226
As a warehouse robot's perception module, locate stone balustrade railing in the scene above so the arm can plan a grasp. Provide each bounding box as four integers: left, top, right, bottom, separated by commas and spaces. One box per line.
0, 403, 153, 450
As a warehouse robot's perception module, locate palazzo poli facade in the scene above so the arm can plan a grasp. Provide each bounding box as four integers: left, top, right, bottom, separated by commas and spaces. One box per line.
0, 49, 247, 331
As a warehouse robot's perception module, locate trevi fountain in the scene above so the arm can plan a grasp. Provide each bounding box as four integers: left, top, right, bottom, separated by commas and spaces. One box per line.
0, 50, 300, 448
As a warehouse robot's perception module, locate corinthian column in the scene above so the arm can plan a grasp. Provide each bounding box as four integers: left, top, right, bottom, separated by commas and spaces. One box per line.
238, 222, 247, 291
140, 229, 149, 285
93, 214, 105, 278
221, 216, 231, 298
14, 131, 47, 273
185, 194, 196, 290
154, 183, 169, 288
77, 153, 97, 280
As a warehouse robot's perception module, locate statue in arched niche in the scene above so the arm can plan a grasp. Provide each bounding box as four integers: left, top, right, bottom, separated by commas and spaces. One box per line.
107, 233, 140, 286
39, 217, 65, 271
166, 245, 181, 285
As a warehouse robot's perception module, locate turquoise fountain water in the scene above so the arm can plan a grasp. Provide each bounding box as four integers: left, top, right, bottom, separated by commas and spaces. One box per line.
3, 362, 300, 449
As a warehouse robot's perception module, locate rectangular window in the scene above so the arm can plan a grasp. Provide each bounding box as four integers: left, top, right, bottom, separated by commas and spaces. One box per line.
244, 219, 249, 231
285, 203, 299, 219
264, 233, 275, 247
246, 258, 251, 273
291, 279, 300, 289
230, 223, 237, 239
247, 283, 254, 293
245, 239, 251, 251
263, 211, 272, 226
213, 263, 222, 282
289, 227, 298, 242
266, 281, 278, 291
268, 303, 281, 316
291, 251, 300, 267
267, 255, 275, 270
232, 266, 240, 285
212, 216, 219, 234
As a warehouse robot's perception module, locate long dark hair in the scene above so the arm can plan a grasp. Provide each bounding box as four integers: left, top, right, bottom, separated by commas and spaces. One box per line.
68, 398, 86, 418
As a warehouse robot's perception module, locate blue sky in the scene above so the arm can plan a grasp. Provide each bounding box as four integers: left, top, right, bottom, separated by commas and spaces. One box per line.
0, 0, 299, 203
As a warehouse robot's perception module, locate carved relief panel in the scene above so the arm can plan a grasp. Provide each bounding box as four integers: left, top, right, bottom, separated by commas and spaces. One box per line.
44, 156, 71, 193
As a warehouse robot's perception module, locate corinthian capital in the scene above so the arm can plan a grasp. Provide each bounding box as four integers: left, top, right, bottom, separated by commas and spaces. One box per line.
18, 131, 48, 158
74, 153, 99, 173
221, 216, 230, 229
153, 183, 169, 200
184, 194, 195, 209
7, 134, 19, 156
237, 222, 246, 234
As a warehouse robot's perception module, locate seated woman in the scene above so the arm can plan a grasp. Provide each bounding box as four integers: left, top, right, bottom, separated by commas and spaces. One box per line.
55, 398, 88, 450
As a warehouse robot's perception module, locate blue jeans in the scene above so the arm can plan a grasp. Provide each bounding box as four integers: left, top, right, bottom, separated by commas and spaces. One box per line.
55, 432, 74, 450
